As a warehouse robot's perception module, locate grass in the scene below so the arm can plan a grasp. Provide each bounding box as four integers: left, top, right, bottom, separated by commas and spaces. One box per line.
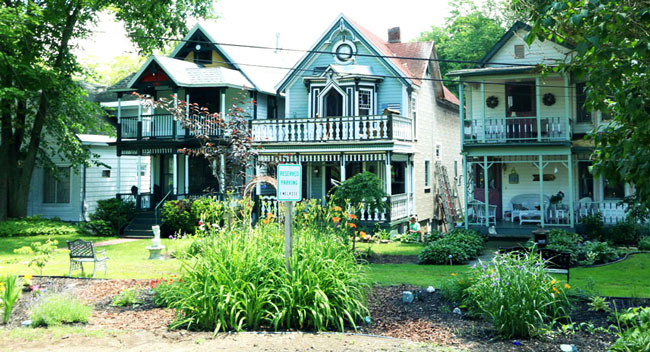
30, 295, 93, 327
355, 242, 424, 256
366, 253, 650, 298
0, 234, 181, 279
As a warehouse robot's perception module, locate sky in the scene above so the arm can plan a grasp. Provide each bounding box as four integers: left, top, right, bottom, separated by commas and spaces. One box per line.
75, 0, 455, 65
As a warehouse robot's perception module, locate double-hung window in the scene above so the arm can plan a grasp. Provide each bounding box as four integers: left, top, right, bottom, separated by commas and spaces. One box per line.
358, 88, 372, 116
43, 166, 71, 204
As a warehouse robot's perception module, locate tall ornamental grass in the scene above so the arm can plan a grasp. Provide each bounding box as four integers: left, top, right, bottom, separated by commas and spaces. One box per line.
155, 222, 368, 333
464, 252, 572, 339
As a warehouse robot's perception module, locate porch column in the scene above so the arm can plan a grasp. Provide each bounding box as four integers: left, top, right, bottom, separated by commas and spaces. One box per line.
116, 155, 121, 196
406, 158, 411, 217
568, 154, 575, 227
563, 74, 570, 141
117, 94, 122, 124
150, 155, 155, 198
536, 78, 541, 141
184, 154, 189, 195
255, 161, 262, 195
173, 91, 178, 138
410, 155, 416, 215
340, 153, 346, 182
185, 92, 190, 137
538, 155, 545, 227
463, 157, 469, 229
219, 154, 226, 197
483, 156, 489, 227
220, 89, 226, 119
459, 83, 465, 147
321, 165, 326, 206
137, 101, 142, 140
172, 154, 178, 195
384, 152, 392, 195
137, 155, 142, 194
480, 82, 486, 142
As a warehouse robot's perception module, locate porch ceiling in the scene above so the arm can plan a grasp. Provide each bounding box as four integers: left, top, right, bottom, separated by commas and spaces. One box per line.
464, 145, 571, 157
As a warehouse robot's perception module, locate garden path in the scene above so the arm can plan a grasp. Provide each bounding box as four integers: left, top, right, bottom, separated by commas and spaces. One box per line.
94, 239, 142, 247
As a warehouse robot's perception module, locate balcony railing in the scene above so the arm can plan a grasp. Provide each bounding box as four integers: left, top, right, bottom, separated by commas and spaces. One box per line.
576, 201, 628, 225
464, 116, 569, 144
251, 115, 413, 143
119, 114, 222, 141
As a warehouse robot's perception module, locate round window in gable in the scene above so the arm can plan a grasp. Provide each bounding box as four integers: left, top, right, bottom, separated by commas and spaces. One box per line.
332, 41, 356, 64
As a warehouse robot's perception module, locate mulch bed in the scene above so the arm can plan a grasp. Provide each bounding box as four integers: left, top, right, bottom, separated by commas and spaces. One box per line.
5, 278, 635, 351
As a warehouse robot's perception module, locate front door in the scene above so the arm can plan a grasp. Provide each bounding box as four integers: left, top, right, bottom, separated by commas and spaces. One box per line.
324, 89, 343, 117
473, 162, 503, 219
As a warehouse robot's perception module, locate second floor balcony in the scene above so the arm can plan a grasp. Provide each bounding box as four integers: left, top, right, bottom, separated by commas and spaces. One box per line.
118, 114, 222, 142
464, 116, 570, 144
251, 114, 413, 144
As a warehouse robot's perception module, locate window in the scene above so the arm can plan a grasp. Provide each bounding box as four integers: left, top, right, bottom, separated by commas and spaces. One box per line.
194, 50, 211, 65
332, 40, 356, 64
604, 179, 625, 200
43, 167, 70, 204
424, 160, 431, 188
358, 88, 372, 116
391, 161, 406, 194
435, 144, 441, 159
102, 170, 111, 178
506, 81, 535, 117
514, 45, 526, 59
576, 82, 591, 123
454, 160, 458, 178
267, 95, 278, 119
140, 164, 146, 177
578, 161, 594, 199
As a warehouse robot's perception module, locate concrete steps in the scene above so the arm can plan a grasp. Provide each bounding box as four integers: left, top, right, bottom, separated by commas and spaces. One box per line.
123, 211, 157, 238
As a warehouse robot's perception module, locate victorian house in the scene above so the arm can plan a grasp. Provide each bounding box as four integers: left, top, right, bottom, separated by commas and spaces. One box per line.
449, 22, 629, 233
253, 14, 461, 231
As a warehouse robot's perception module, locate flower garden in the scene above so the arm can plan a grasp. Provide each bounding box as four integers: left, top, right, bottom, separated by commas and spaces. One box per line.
1, 197, 650, 351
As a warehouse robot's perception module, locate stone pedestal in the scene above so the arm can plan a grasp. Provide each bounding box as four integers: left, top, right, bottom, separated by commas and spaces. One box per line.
147, 225, 165, 260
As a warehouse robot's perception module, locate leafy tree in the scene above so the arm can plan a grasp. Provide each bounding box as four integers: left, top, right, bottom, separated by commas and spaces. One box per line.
416, 0, 508, 92
513, 0, 650, 210
332, 171, 389, 217
0, 0, 216, 220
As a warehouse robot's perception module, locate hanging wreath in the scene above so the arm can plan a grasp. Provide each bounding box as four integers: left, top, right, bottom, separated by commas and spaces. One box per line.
485, 95, 499, 109
543, 93, 556, 106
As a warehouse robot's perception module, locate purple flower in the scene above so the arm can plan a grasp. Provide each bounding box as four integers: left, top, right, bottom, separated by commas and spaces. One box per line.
472, 263, 477, 269
169, 235, 174, 239
506, 282, 510, 286
513, 340, 521, 346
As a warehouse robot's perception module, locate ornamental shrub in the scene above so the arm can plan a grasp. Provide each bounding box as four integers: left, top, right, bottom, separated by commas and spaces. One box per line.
86, 198, 136, 236
0, 217, 80, 237
547, 229, 582, 265
605, 221, 640, 246
154, 224, 368, 332
580, 241, 619, 265
582, 212, 604, 240
161, 199, 195, 236
639, 237, 650, 251
418, 229, 484, 265
464, 252, 572, 339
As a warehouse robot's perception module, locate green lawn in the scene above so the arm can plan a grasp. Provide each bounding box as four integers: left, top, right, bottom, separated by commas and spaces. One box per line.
0, 234, 181, 279
355, 242, 424, 256
366, 253, 650, 298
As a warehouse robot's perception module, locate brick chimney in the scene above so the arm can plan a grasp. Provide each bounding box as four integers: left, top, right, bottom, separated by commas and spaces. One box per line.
388, 27, 401, 43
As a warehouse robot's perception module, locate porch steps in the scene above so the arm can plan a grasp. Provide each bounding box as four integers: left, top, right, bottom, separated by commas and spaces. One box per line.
122, 211, 157, 238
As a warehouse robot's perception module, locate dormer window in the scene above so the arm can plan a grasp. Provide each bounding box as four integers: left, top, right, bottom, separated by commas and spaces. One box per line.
332, 40, 356, 64
514, 45, 525, 59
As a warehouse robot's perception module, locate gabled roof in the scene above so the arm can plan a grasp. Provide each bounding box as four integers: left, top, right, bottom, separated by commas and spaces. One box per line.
276, 14, 422, 92
478, 21, 575, 67
127, 55, 253, 89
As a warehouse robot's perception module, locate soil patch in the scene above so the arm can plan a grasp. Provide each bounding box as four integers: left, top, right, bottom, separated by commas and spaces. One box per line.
3, 278, 634, 351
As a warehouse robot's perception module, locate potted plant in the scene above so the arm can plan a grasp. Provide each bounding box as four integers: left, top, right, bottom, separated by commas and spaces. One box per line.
550, 191, 565, 205
456, 214, 464, 227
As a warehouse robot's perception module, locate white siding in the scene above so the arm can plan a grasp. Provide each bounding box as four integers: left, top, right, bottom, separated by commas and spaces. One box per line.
27, 144, 150, 222
487, 29, 572, 67
500, 162, 570, 216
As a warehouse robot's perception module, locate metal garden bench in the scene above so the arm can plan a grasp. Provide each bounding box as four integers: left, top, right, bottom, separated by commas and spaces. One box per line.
66, 239, 108, 278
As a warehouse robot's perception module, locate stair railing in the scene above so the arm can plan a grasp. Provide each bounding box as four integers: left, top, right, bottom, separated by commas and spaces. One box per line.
154, 189, 174, 225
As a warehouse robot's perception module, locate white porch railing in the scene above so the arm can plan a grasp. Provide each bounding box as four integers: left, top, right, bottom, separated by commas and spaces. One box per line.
576, 201, 628, 225
251, 115, 412, 143
464, 116, 569, 144
258, 194, 412, 222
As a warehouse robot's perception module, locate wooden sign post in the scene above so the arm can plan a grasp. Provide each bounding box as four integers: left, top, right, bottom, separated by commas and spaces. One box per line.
277, 164, 302, 273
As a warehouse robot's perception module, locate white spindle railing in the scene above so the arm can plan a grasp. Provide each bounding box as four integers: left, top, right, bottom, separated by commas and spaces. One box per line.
259, 196, 279, 218
251, 115, 412, 143
576, 201, 628, 224
464, 116, 568, 143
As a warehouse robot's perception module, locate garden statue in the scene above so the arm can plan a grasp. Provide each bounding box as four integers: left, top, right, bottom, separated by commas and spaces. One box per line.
147, 225, 165, 260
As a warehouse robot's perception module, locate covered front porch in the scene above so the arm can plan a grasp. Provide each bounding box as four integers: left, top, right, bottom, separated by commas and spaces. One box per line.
256, 152, 415, 225
463, 151, 630, 233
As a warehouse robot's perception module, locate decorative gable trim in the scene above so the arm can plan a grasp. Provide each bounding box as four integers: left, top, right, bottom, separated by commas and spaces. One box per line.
127, 56, 179, 88
275, 14, 412, 93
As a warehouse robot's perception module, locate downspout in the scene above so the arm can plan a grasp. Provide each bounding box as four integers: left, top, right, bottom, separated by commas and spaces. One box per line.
81, 164, 88, 222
